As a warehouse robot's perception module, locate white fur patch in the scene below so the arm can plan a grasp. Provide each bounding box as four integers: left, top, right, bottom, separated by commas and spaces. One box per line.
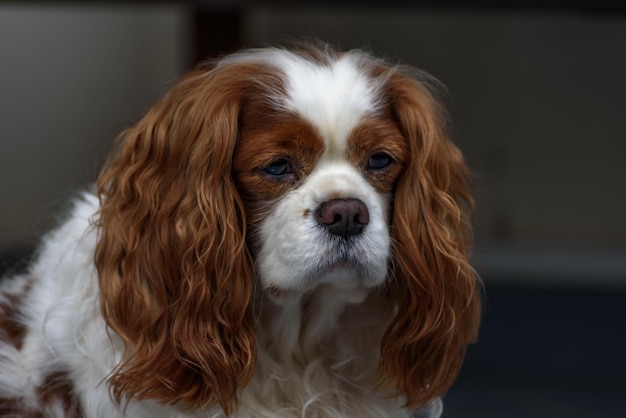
278, 53, 381, 151
256, 160, 391, 294
220, 48, 384, 153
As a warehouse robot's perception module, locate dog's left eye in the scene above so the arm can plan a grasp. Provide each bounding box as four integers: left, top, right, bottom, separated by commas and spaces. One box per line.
366, 152, 393, 171
263, 159, 293, 177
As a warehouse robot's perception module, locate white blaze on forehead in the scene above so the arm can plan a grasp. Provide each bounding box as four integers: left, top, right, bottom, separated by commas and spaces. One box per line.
276, 52, 382, 152
217, 49, 383, 151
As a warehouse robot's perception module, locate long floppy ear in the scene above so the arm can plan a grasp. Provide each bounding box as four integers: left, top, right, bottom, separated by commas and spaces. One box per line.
378, 69, 481, 408
94, 61, 272, 413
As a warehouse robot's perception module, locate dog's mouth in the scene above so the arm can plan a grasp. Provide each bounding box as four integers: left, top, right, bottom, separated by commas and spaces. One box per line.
317, 254, 366, 274
300, 255, 385, 293
256, 227, 390, 304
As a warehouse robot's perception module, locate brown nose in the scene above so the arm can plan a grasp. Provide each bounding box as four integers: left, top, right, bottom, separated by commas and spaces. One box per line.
315, 198, 369, 238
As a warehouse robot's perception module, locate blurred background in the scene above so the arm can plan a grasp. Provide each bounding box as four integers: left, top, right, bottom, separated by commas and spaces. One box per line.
1, 1, 625, 416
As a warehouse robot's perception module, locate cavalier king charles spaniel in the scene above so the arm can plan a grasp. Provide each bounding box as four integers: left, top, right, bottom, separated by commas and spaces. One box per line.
0, 44, 480, 417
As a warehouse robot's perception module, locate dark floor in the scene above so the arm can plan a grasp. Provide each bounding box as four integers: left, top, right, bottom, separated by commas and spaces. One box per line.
444, 285, 626, 418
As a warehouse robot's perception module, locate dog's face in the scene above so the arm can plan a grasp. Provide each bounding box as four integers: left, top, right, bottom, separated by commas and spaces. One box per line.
233, 54, 406, 302
95, 46, 480, 413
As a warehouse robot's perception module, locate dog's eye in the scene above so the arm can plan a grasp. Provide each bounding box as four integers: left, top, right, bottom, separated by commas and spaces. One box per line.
366, 152, 393, 171
263, 159, 293, 177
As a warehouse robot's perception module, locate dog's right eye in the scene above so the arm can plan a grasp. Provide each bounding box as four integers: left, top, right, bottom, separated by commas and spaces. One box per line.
262, 159, 293, 178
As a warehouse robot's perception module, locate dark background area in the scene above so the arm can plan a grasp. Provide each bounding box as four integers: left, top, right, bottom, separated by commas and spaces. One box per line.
1, 1, 625, 417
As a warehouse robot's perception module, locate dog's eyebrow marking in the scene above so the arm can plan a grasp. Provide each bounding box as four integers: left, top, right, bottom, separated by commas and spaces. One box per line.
267, 51, 383, 157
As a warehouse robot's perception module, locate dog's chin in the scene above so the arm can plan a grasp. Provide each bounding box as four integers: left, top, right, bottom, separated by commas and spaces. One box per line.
263, 261, 385, 305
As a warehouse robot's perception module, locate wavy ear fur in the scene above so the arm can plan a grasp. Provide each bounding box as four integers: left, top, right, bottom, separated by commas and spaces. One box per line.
379, 69, 481, 408
94, 61, 279, 413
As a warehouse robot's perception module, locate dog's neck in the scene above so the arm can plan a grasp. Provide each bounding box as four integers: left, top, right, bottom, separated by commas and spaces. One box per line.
253, 284, 392, 367
238, 284, 407, 417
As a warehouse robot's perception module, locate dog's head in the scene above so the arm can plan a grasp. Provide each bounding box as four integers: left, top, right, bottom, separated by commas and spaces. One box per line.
95, 45, 480, 413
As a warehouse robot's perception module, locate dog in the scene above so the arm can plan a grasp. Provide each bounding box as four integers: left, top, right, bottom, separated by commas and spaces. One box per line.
0, 44, 480, 417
